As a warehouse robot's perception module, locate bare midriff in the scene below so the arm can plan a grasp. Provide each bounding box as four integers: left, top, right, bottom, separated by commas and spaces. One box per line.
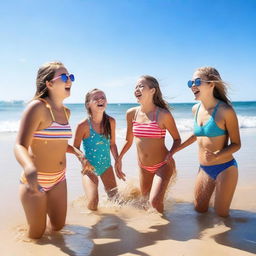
135, 137, 168, 165
197, 135, 233, 165
29, 140, 68, 172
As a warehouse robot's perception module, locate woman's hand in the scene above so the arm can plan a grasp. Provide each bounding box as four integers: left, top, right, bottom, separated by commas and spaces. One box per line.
114, 158, 126, 181
165, 151, 174, 162
165, 153, 176, 170
77, 154, 95, 174
24, 165, 44, 194
205, 150, 219, 162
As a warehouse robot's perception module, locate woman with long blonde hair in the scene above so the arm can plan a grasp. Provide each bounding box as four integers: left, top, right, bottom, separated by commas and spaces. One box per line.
176, 67, 241, 217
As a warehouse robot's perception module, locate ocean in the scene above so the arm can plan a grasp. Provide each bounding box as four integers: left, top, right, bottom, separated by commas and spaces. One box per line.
1, 100, 256, 135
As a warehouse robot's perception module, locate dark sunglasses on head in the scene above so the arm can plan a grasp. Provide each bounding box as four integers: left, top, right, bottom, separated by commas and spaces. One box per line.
187, 78, 212, 88
51, 73, 75, 83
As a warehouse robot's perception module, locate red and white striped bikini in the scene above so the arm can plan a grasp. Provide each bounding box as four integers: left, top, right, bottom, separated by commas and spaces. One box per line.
132, 107, 167, 173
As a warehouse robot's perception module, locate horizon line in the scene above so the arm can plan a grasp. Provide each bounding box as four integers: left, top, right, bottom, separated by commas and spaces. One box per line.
1, 100, 256, 104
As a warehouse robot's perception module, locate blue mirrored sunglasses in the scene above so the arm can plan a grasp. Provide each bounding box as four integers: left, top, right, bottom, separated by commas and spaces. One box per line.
187, 78, 212, 88
51, 73, 75, 83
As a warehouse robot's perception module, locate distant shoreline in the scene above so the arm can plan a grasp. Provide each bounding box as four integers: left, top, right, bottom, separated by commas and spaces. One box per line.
1, 100, 256, 105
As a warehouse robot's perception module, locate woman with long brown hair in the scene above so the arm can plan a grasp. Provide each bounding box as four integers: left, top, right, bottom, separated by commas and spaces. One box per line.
14, 61, 85, 238
176, 67, 241, 217
116, 75, 181, 213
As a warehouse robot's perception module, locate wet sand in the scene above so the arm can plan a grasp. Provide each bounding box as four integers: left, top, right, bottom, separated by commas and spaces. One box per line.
0, 130, 255, 256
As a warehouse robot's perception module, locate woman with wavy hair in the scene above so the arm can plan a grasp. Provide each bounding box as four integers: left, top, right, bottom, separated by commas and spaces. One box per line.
116, 75, 181, 213
176, 67, 241, 217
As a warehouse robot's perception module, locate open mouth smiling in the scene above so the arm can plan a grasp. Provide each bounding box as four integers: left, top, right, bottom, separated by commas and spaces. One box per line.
192, 89, 200, 96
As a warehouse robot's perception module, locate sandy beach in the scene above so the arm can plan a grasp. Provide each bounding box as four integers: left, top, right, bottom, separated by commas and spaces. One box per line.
0, 129, 255, 256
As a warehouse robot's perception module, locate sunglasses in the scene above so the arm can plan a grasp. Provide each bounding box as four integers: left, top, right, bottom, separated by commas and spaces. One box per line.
187, 78, 212, 88
51, 73, 75, 83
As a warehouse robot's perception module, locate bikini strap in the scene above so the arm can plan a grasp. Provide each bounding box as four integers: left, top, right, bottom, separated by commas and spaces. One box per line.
155, 107, 160, 122
133, 107, 140, 122
63, 107, 69, 121
212, 101, 220, 119
88, 118, 93, 130
38, 98, 55, 121
195, 103, 201, 122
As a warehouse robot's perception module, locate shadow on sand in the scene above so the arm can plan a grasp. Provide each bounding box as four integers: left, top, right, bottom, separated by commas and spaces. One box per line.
34, 203, 255, 256
89, 203, 256, 256
37, 224, 93, 256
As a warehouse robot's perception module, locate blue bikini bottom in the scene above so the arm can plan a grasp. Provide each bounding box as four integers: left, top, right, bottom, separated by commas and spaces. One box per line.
200, 159, 238, 180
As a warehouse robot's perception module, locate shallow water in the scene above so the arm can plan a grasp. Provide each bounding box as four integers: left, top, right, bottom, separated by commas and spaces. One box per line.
1, 128, 256, 255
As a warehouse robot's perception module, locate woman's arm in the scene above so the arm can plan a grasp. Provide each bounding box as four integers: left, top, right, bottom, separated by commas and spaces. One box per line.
114, 108, 136, 180
72, 121, 95, 173
109, 117, 118, 161
170, 103, 197, 155
117, 108, 135, 159
70, 121, 85, 157
14, 101, 42, 192
163, 112, 181, 159
110, 117, 126, 180
175, 134, 197, 153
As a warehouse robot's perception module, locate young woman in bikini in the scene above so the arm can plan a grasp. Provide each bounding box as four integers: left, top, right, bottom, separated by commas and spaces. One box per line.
176, 67, 241, 217
115, 75, 181, 213
14, 61, 86, 238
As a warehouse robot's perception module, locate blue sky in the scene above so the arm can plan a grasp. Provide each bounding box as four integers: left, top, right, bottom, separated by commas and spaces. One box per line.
1, 0, 255, 103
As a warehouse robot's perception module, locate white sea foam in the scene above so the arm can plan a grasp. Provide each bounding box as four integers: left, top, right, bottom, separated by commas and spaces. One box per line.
176, 119, 194, 132
0, 115, 255, 133
0, 121, 20, 133
237, 115, 256, 128
114, 116, 256, 139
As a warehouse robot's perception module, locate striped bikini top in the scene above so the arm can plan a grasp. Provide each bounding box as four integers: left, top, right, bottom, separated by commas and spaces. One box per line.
33, 99, 72, 140
132, 107, 166, 138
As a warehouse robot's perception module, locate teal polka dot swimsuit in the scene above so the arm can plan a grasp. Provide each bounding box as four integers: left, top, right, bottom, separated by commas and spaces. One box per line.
82, 119, 111, 176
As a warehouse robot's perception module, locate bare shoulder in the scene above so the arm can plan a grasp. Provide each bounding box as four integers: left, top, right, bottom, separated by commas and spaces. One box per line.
24, 99, 47, 117
192, 103, 200, 115
158, 108, 173, 120
127, 106, 138, 115
219, 102, 237, 118
108, 116, 116, 125
126, 106, 138, 119
76, 118, 89, 130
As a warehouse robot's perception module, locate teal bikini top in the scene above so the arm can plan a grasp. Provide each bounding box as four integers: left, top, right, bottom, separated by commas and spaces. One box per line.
194, 101, 227, 137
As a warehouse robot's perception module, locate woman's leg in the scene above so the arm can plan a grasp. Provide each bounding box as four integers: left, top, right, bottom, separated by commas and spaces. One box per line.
19, 184, 47, 239
100, 166, 118, 198
82, 172, 99, 210
148, 162, 174, 213
194, 169, 216, 213
214, 165, 238, 217
139, 167, 154, 197
47, 180, 67, 231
